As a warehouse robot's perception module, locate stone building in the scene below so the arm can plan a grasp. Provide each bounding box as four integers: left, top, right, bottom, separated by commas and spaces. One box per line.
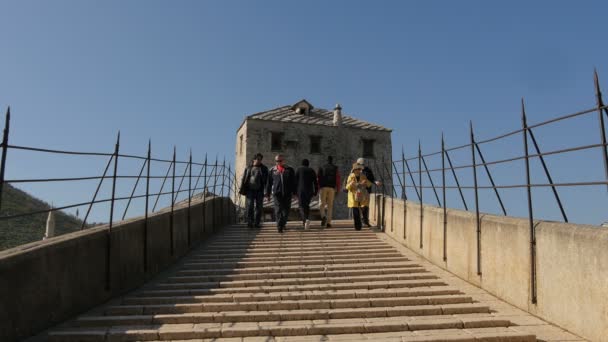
235, 99, 392, 219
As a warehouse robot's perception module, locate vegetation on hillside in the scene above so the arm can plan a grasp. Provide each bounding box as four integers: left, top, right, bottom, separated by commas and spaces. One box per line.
0, 184, 94, 251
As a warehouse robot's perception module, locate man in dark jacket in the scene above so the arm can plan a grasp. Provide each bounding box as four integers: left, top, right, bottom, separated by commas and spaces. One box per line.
317, 156, 340, 228
357, 157, 381, 227
266, 154, 297, 233
295, 159, 318, 229
239, 153, 268, 228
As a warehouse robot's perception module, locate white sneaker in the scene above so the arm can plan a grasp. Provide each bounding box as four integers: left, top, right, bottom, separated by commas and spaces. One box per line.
304, 219, 310, 230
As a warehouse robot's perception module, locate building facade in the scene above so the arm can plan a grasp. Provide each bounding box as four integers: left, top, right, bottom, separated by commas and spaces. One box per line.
235, 99, 393, 219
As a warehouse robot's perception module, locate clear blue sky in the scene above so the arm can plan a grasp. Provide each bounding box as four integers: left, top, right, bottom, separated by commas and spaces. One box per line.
0, 1, 606, 225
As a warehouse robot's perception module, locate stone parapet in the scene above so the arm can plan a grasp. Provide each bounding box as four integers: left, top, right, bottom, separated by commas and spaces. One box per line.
0, 196, 236, 342
370, 195, 607, 342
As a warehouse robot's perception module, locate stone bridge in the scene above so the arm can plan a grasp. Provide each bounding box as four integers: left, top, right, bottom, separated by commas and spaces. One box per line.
1, 192, 606, 342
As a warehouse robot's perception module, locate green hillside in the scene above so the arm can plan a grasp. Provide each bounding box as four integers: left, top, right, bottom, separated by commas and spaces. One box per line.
0, 184, 91, 251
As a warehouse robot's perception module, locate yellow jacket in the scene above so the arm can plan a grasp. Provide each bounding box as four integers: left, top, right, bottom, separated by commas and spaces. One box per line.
346, 173, 372, 208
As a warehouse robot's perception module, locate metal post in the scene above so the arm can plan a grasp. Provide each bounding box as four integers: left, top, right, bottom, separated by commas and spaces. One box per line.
212, 156, 218, 232
445, 149, 468, 210
418, 141, 423, 249
144, 140, 150, 272
107, 131, 120, 291
594, 70, 608, 192
528, 127, 568, 222
0, 107, 11, 212
188, 149, 192, 246
233, 170, 238, 224
402, 147, 407, 240
421, 155, 441, 206
122, 158, 147, 220
228, 165, 233, 223
170, 146, 175, 256
470, 122, 481, 276
202, 154, 208, 234
221, 158, 226, 226
475, 143, 507, 216
82, 155, 113, 229
442, 133, 447, 262
382, 156, 393, 232
522, 99, 537, 304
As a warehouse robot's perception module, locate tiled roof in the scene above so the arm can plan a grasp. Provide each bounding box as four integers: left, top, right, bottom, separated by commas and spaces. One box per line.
245, 104, 392, 132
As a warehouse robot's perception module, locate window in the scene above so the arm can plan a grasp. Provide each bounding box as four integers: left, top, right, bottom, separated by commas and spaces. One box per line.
239, 135, 243, 155
271, 132, 284, 151
362, 139, 375, 158
310, 136, 321, 154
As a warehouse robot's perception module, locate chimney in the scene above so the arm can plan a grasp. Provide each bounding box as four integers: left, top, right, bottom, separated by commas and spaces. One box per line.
333, 104, 342, 127
44, 209, 55, 240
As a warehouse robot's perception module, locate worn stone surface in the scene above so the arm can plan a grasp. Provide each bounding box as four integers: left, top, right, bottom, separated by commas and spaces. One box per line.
41, 221, 587, 342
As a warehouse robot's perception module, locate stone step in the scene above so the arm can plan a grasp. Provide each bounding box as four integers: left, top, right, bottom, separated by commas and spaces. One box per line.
218, 231, 377, 236
175, 261, 421, 276
44, 222, 537, 342
154, 273, 437, 290
122, 287, 462, 305
191, 247, 397, 258
50, 319, 535, 342
74, 303, 492, 327
181, 256, 409, 269
201, 242, 387, 249
166, 270, 432, 284
184, 252, 405, 263
167, 266, 426, 282
138, 279, 448, 296
106, 295, 474, 316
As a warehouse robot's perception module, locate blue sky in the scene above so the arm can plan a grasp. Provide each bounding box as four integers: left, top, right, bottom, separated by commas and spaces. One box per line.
0, 1, 607, 225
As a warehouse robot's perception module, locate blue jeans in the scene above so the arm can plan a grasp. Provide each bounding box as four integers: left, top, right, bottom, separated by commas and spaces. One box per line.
273, 195, 292, 228
246, 191, 264, 226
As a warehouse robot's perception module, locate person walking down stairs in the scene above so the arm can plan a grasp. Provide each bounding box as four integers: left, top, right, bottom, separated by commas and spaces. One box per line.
266, 154, 297, 233
346, 163, 372, 230
239, 153, 268, 228
295, 159, 318, 230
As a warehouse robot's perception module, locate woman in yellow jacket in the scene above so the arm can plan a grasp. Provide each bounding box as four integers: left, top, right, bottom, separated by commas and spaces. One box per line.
346, 163, 372, 230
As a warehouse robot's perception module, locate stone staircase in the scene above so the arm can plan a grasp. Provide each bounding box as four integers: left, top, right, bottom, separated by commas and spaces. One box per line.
47, 221, 536, 341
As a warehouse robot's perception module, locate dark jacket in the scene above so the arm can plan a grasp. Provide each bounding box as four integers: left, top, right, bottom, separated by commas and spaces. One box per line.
295, 166, 318, 196
362, 166, 376, 193
266, 165, 297, 198
317, 163, 341, 192
239, 163, 269, 195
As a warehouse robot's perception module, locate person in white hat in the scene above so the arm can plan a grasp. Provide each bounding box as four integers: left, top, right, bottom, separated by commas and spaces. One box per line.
356, 158, 381, 227
346, 163, 372, 230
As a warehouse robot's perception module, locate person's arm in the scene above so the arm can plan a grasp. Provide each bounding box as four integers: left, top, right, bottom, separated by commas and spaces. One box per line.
265, 169, 273, 198
239, 168, 249, 195
367, 168, 376, 184
335, 170, 341, 193
292, 168, 298, 194
362, 175, 372, 187
312, 170, 318, 196
346, 174, 357, 191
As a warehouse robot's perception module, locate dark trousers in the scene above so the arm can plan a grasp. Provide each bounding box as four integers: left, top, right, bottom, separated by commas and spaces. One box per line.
298, 192, 312, 223
352, 207, 363, 230
245, 191, 264, 226
361, 206, 370, 224
273, 195, 292, 228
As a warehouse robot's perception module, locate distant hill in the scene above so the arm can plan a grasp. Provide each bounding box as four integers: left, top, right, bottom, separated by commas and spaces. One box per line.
0, 184, 92, 251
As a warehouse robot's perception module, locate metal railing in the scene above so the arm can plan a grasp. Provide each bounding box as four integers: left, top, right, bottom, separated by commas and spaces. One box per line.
372, 70, 608, 305
0, 115, 243, 287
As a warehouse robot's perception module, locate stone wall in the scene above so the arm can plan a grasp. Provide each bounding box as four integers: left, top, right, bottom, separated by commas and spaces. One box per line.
0, 196, 236, 342
236, 119, 392, 219
370, 195, 608, 342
